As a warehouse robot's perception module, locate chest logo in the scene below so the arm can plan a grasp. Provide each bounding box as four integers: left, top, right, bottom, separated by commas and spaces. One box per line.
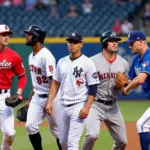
142, 61, 149, 68
76, 78, 84, 86
73, 66, 83, 77
0, 60, 11, 68
29, 65, 42, 74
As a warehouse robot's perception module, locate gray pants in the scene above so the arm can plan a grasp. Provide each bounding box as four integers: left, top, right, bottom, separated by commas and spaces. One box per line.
82, 101, 127, 150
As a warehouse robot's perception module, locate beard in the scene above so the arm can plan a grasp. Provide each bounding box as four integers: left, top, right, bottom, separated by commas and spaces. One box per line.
26, 40, 35, 46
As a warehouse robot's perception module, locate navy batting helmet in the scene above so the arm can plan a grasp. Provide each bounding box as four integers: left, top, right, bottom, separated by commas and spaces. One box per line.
24, 25, 46, 46
100, 30, 121, 48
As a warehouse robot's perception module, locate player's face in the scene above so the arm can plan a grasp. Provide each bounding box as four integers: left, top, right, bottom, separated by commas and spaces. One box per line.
25, 33, 34, 46
0, 33, 10, 47
129, 40, 142, 54
107, 39, 118, 53
67, 40, 83, 55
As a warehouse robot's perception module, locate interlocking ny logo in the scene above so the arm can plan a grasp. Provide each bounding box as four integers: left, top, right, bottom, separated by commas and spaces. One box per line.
73, 66, 83, 77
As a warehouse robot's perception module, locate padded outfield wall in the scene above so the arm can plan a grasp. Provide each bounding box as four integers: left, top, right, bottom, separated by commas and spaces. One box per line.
9, 37, 150, 100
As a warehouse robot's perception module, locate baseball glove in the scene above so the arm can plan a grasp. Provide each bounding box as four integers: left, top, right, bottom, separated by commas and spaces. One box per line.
116, 72, 129, 95
5, 94, 23, 108
16, 106, 28, 122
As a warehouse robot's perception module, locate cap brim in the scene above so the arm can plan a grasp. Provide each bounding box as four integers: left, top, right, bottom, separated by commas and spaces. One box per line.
66, 37, 82, 42
123, 39, 135, 43
115, 37, 121, 41
107, 37, 121, 41
24, 30, 30, 33
0, 31, 13, 35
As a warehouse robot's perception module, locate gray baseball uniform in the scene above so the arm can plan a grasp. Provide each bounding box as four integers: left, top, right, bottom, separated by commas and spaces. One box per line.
82, 52, 129, 150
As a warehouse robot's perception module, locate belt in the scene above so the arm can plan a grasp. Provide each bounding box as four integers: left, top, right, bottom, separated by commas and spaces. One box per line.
97, 99, 116, 105
66, 104, 75, 107
38, 94, 48, 98
0, 89, 8, 94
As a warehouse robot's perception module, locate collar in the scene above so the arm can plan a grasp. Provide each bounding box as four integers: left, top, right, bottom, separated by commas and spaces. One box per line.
69, 54, 82, 61
138, 48, 150, 61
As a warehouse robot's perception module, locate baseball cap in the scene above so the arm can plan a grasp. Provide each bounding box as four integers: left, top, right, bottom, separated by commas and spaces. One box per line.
124, 30, 146, 43
0, 24, 13, 35
66, 32, 83, 42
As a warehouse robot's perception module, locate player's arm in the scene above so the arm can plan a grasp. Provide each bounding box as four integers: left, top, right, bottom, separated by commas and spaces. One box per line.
45, 80, 60, 116
124, 72, 148, 95
48, 76, 53, 89
16, 73, 27, 96
13, 54, 27, 96
24, 87, 35, 108
79, 84, 98, 119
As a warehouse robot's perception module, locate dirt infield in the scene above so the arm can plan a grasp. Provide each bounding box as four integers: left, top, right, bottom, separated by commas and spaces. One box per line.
15, 122, 140, 150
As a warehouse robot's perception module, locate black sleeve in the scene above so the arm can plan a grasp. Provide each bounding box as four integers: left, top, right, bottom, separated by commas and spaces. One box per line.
49, 76, 53, 80
88, 84, 97, 97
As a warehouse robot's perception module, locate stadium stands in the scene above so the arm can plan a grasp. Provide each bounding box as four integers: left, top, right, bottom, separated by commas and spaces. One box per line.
0, 0, 140, 37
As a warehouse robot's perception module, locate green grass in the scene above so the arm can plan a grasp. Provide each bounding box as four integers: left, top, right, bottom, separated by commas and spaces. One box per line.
118, 101, 149, 122
0, 101, 149, 150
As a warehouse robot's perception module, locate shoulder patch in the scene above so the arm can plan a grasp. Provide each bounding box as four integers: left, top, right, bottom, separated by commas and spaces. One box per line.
92, 72, 98, 79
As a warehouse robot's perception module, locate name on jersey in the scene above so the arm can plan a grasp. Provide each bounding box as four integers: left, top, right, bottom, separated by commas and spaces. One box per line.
29, 65, 41, 74
0, 60, 11, 68
98, 72, 116, 80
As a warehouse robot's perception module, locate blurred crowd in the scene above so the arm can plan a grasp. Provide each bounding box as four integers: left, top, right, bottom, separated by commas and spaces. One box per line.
139, 1, 150, 36
0, 0, 146, 37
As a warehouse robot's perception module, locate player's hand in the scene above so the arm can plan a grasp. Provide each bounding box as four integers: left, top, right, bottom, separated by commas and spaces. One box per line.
79, 107, 90, 119
45, 101, 53, 116
25, 100, 30, 108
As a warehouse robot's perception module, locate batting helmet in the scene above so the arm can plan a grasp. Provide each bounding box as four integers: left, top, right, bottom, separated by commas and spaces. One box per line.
24, 25, 46, 46
100, 30, 121, 48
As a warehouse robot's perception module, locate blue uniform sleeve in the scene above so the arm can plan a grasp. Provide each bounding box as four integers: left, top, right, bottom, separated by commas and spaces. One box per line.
128, 56, 137, 80
139, 54, 150, 75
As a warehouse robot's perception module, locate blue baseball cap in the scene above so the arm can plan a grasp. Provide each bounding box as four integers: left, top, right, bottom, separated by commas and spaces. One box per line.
66, 32, 83, 42
124, 30, 146, 43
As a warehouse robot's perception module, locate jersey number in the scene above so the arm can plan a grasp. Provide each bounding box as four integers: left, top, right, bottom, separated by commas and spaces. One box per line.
36, 76, 48, 84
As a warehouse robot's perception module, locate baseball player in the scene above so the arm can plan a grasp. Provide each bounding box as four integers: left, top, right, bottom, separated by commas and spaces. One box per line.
45, 32, 100, 150
82, 30, 128, 150
123, 30, 150, 150
23, 25, 61, 150
0, 24, 27, 150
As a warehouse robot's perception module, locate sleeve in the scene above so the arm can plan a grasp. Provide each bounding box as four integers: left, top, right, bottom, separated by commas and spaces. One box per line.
53, 60, 61, 82
44, 53, 56, 77
139, 55, 150, 75
128, 57, 137, 80
86, 59, 100, 86
13, 54, 26, 76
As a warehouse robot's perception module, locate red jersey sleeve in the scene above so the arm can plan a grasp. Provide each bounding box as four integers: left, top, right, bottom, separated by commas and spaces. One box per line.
12, 54, 26, 76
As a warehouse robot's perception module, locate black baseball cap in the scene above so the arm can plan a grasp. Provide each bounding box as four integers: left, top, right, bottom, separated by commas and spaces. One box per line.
66, 32, 83, 42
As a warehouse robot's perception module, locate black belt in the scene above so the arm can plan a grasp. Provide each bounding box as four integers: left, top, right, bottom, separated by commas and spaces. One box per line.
38, 94, 48, 98
0, 89, 8, 94
66, 104, 75, 107
97, 99, 116, 105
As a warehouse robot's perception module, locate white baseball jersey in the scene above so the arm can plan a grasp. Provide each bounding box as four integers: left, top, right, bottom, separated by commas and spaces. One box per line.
29, 47, 56, 95
53, 54, 100, 105
91, 53, 129, 101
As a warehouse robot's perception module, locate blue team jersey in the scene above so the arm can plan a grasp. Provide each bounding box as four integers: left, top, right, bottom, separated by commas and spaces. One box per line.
128, 48, 150, 98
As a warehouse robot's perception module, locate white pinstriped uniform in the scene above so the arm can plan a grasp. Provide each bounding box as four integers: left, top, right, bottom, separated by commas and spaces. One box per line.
54, 55, 100, 150
25, 47, 59, 138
